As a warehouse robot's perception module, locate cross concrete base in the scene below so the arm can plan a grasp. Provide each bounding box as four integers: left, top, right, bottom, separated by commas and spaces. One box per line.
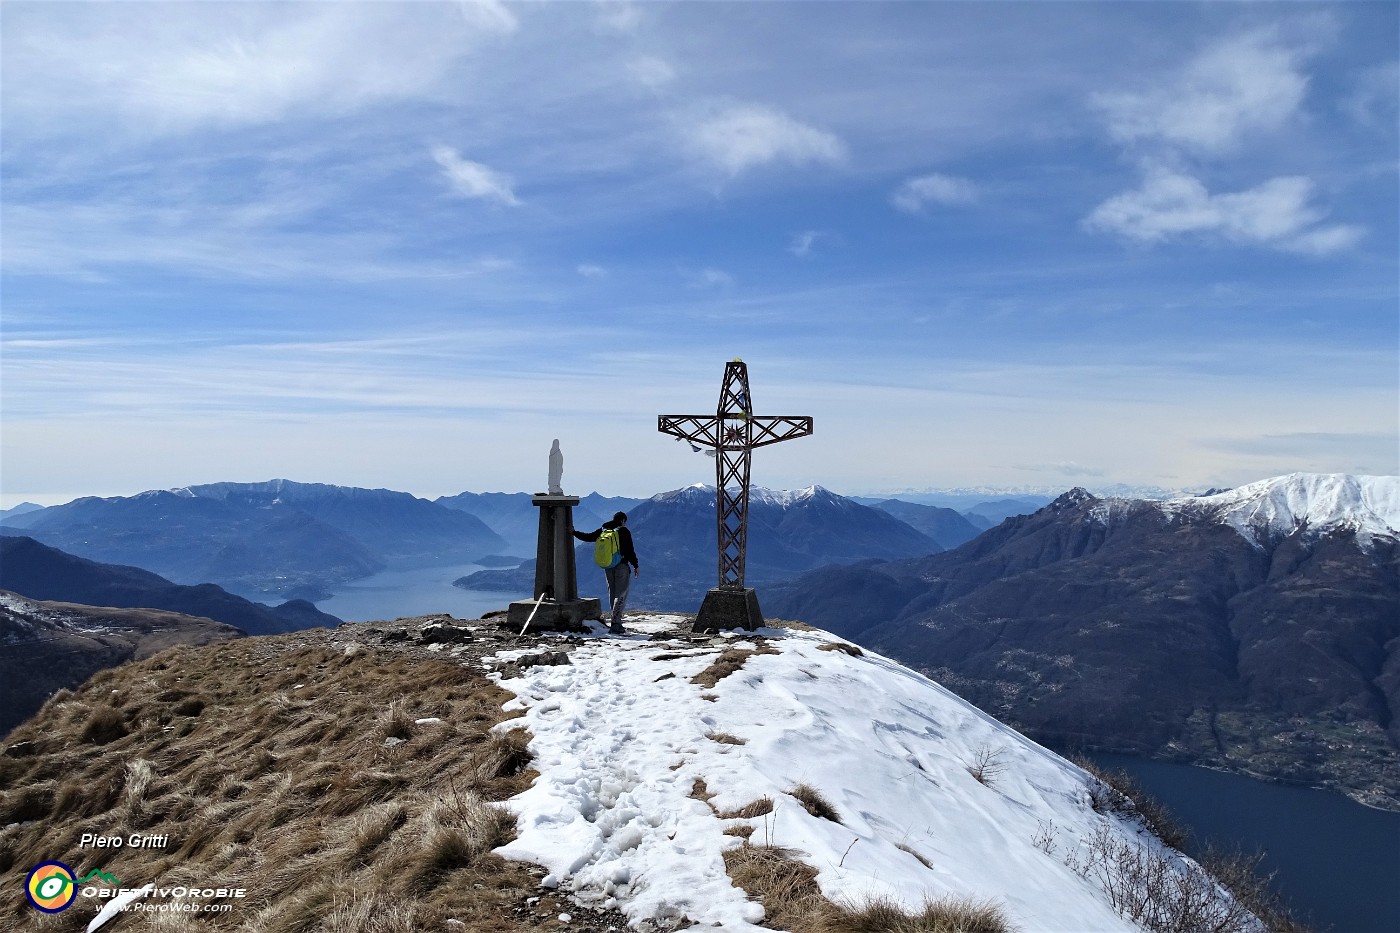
694, 587, 764, 632
506, 597, 602, 634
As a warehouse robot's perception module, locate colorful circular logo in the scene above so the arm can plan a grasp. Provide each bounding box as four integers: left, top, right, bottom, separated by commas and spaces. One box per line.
26, 862, 76, 913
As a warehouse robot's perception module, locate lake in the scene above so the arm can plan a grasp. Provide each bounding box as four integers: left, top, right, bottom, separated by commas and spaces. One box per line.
308, 562, 522, 623
1086, 752, 1400, 933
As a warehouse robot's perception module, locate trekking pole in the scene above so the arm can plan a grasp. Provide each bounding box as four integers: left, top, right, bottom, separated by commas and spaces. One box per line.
518, 593, 548, 638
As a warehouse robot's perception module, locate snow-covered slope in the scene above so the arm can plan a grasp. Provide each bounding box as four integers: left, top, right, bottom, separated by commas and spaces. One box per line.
1163, 473, 1399, 548
490, 615, 1247, 932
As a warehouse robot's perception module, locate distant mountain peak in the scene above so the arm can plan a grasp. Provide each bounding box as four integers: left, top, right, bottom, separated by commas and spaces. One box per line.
1049, 487, 1098, 511
1165, 472, 1399, 548
652, 484, 831, 507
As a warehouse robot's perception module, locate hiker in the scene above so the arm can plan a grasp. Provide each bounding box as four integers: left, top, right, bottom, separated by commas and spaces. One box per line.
573, 512, 639, 634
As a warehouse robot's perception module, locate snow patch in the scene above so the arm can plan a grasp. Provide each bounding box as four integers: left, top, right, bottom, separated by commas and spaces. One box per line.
1163, 473, 1399, 548
490, 615, 1197, 931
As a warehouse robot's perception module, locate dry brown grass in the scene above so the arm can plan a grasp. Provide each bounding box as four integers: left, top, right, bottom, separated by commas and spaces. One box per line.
717, 796, 776, 820
689, 640, 781, 689
817, 642, 864, 657
707, 731, 748, 746
0, 635, 571, 932
723, 842, 1014, 932
789, 783, 841, 823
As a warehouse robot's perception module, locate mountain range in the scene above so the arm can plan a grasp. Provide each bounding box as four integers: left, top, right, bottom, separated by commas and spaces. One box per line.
764, 473, 1400, 809
1, 480, 506, 599
456, 484, 946, 609
0, 590, 242, 734
435, 490, 644, 556
0, 535, 340, 635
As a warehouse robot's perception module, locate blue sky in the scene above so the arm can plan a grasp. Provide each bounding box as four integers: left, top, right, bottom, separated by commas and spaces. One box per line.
2, 1, 1396, 507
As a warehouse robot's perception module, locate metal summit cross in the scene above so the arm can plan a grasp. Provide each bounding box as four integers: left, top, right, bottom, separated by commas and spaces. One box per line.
658, 360, 813, 631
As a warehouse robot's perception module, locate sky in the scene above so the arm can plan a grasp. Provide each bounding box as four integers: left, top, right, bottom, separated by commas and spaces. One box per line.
1, 1, 1396, 508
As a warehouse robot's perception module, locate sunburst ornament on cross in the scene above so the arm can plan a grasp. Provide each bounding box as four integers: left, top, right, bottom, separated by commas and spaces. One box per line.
658, 359, 814, 630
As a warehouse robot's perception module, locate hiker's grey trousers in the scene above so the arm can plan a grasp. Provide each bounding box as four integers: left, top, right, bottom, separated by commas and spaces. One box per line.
605, 562, 631, 623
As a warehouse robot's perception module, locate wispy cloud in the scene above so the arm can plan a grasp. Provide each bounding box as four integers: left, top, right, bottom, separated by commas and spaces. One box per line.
788, 231, 823, 258
1, 200, 518, 283
628, 56, 676, 89
577, 263, 608, 279
688, 267, 735, 288
1084, 166, 1364, 254
594, 1, 644, 35
431, 146, 521, 206
1, 4, 516, 138
686, 103, 846, 176
1093, 28, 1311, 155
891, 173, 977, 213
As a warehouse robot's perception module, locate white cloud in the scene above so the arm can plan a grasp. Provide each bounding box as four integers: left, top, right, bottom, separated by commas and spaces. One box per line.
1085, 167, 1363, 254
1, 4, 517, 135
460, 0, 520, 34
891, 173, 977, 213
687, 104, 846, 176
432, 146, 521, 205
628, 56, 676, 88
594, 2, 643, 34
690, 268, 735, 288
1093, 30, 1309, 155
577, 263, 607, 278
789, 230, 822, 258
1342, 60, 1400, 129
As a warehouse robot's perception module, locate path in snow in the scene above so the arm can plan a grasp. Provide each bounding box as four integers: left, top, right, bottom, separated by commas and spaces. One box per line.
490, 614, 1164, 932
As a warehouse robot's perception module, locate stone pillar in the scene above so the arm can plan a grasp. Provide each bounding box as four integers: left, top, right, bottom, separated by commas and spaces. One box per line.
507, 495, 601, 632
694, 586, 764, 632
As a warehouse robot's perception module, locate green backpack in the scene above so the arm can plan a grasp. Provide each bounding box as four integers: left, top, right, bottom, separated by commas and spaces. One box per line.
593, 528, 622, 568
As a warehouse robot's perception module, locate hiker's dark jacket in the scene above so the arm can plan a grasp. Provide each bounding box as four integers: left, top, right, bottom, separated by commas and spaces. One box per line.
573, 524, 639, 570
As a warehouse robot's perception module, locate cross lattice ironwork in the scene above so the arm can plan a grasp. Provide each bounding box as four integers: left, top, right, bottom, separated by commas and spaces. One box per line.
659, 360, 813, 589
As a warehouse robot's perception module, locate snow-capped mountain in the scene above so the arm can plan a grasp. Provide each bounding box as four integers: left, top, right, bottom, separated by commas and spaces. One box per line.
1157, 473, 1399, 548
457, 484, 941, 610
494, 613, 1257, 931
764, 473, 1400, 809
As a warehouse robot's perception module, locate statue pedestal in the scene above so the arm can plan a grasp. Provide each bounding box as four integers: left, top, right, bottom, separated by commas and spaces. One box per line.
694, 586, 764, 632
506, 596, 602, 632
510, 494, 602, 633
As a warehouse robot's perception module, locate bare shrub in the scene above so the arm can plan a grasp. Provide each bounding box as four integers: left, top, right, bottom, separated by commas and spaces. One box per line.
1196, 845, 1312, 933
965, 745, 1007, 786
790, 783, 842, 823
1065, 824, 1261, 933
1073, 756, 1189, 851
